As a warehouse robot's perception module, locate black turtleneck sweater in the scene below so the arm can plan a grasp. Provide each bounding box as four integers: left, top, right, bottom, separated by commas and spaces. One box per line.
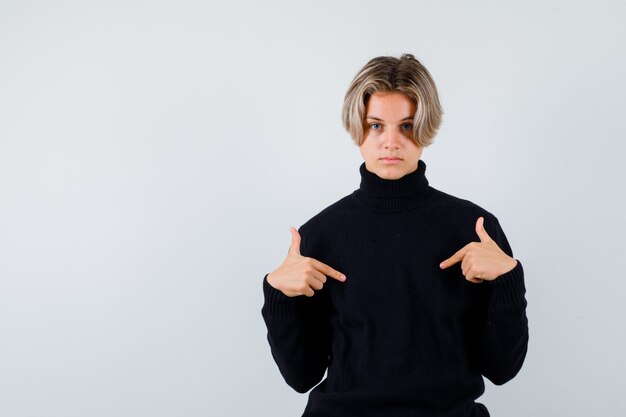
261, 159, 528, 417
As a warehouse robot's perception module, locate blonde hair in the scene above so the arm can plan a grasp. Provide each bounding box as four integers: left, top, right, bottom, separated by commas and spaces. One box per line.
342, 53, 443, 147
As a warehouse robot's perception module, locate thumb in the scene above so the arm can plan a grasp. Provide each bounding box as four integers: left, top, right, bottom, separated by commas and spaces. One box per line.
288, 226, 302, 256
476, 216, 493, 243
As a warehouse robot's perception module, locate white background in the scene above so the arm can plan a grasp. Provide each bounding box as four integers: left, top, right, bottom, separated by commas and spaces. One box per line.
1, 0, 625, 416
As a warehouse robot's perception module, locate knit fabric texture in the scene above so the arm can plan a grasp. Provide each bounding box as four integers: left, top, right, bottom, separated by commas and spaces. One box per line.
261, 159, 529, 417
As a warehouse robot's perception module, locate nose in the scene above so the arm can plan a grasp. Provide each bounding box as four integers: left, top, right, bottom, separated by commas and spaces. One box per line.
383, 128, 402, 149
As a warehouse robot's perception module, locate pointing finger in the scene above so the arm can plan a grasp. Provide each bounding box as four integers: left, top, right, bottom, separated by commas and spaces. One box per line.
311, 268, 328, 284
311, 258, 347, 282
439, 245, 469, 269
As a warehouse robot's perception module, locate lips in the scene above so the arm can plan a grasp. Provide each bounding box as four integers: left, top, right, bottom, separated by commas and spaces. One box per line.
380, 157, 403, 165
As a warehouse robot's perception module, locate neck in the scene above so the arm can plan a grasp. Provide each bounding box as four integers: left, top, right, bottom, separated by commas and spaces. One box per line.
352, 159, 432, 212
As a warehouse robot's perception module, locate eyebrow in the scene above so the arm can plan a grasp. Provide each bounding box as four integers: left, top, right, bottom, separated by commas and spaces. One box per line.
366, 116, 414, 121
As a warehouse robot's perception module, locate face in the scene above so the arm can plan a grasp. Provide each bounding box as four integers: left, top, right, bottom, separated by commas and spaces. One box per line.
359, 91, 423, 180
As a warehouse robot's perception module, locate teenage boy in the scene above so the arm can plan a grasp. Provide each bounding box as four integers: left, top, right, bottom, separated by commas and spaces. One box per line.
261, 53, 528, 417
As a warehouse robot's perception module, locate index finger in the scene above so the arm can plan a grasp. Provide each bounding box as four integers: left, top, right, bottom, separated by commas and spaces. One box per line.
440, 245, 468, 269
311, 258, 347, 282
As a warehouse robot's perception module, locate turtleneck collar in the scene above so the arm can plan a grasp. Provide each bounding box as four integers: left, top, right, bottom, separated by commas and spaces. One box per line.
352, 159, 433, 212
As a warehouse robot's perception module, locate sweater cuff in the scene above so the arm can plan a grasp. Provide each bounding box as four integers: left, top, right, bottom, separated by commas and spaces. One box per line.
486, 259, 526, 305
262, 273, 297, 318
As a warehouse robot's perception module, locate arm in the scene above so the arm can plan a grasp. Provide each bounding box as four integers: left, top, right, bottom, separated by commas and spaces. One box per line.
260, 230, 333, 393
479, 217, 529, 385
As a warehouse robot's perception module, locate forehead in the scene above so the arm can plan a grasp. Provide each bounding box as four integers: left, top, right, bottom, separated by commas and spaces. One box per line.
365, 91, 416, 119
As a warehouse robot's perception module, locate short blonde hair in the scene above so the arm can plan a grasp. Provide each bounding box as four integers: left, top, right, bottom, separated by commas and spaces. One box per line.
342, 53, 443, 147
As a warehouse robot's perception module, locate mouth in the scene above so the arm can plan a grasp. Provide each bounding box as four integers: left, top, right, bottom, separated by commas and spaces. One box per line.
380, 157, 403, 164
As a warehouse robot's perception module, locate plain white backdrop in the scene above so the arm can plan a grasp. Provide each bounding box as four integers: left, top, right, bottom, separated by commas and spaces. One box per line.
1, 0, 625, 416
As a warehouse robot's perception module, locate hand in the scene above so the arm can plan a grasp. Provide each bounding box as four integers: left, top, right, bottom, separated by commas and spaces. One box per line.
267, 227, 347, 297
439, 216, 518, 284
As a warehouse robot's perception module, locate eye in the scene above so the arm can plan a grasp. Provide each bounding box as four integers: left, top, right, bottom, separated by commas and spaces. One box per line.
401, 123, 413, 131
370, 123, 382, 130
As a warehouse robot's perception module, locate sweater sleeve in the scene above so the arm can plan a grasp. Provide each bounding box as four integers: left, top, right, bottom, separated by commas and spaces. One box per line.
260, 229, 333, 393
479, 216, 529, 385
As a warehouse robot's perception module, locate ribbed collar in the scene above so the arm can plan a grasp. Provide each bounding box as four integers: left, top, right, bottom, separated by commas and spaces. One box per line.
352, 159, 432, 212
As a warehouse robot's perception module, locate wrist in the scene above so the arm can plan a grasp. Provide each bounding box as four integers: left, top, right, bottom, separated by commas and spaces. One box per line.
493, 258, 517, 280
266, 271, 279, 289
504, 258, 518, 275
